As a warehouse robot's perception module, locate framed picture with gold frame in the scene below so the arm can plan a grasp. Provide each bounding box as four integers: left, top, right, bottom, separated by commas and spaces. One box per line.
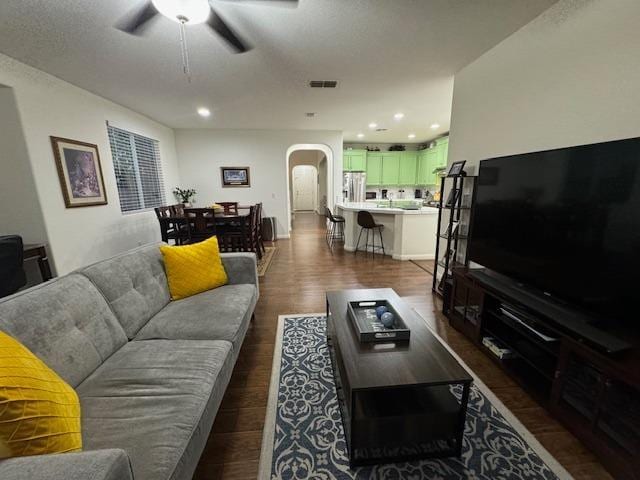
50, 136, 107, 207
221, 166, 251, 188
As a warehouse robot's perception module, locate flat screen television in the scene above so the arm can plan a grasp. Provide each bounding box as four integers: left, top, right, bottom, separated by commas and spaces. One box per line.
470, 136, 640, 326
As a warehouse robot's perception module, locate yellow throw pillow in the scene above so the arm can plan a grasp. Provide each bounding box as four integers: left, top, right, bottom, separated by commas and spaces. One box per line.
0, 331, 82, 458
160, 236, 228, 300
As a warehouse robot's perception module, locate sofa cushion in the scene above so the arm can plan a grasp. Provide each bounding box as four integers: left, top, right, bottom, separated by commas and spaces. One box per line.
0, 274, 127, 388
77, 339, 234, 480
0, 331, 82, 458
80, 243, 170, 339
160, 237, 228, 301
134, 284, 257, 350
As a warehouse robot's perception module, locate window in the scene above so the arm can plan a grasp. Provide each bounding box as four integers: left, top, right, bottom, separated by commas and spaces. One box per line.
107, 124, 166, 213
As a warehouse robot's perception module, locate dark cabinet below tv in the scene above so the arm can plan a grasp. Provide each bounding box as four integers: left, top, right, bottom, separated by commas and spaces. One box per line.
448, 267, 640, 480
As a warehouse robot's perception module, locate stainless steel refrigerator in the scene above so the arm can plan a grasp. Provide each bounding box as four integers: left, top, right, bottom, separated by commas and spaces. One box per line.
343, 172, 366, 203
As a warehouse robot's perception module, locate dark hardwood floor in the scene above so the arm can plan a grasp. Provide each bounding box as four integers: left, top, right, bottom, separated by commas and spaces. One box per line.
194, 212, 612, 480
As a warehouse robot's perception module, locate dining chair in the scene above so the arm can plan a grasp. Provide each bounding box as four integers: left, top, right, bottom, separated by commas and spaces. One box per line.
0, 235, 27, 298
217, 202, 239, 215
255, 202, 266, 255
155, 204, 185, 244
218, 205, 260, 257
184, 208, 217, 244
250, 204, 263, 259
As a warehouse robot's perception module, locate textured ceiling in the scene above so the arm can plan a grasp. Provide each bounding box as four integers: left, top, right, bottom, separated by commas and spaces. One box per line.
0, 0, 557, 142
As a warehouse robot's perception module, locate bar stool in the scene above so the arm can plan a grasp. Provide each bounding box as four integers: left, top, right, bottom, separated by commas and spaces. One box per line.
325, 207, 345, 247
355, 210, 385, 256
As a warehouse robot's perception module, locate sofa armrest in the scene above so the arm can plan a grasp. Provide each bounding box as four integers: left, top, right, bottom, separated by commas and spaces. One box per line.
221, 252, 259, 290
0, 449, 133, 480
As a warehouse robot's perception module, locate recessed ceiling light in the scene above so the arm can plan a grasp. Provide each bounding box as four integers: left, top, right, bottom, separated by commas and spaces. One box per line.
430, 123, 440, 129
368, 122, 378, 129
197, 107, 211, 117
357, 133, 365, 139
394, 113, 404, 120
408, 133, 416, 139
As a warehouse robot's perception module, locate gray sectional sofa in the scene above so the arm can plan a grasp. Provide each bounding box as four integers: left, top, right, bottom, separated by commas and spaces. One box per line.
0, 244, 259, 480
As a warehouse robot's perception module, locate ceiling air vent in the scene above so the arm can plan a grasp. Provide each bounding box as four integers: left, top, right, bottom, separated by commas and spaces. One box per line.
309, 80, 338, 88
376, 128, 388, 132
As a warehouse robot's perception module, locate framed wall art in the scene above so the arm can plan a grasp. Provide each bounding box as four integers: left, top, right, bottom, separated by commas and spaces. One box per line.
50, 136, 107, 207
221, 166, 251, 188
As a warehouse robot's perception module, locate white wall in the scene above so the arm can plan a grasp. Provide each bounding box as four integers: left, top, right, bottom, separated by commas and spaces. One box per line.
448, 0, 640, 172
0, 87, 48, 244
0, 87, 51, 285
0, 53, 181, 275
175, 129, 343, 237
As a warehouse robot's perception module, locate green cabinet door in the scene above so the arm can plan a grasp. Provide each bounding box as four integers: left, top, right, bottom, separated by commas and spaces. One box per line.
433, 137, 449, 169
343, 151, 352, 171
441, 139, 449, 167
425, 148, 438, 185
349, 150, 367, 171
343, 150, 366, 172
416, 150, 429, 185
366, 152, 382, 186
381, 152, 400, 185
399, 152, 418, 185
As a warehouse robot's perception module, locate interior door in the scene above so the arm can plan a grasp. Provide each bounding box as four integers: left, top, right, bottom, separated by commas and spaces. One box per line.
293, 165, 317, 211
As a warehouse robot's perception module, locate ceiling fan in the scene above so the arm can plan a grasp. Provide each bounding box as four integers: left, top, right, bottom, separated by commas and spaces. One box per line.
116, 0, 297, 79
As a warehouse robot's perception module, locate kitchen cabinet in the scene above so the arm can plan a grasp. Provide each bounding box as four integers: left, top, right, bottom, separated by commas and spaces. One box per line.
366, 152, 382, 186
344, 137, 449, 187
399, 152, 418, 185
343, 150, 367, 172
417, 149, 430, 185
416, 140, 449, 186
381, 152, 400, 185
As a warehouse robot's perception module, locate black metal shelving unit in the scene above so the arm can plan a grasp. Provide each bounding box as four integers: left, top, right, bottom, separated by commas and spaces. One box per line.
432, 173, 477, 307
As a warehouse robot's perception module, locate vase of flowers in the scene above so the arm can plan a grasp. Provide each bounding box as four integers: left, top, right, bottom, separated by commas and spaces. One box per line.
173, 187, 197, 206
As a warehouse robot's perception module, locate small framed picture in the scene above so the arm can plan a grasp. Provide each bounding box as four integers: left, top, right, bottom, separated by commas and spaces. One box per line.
445, 188, 461, 207
446, 160, 466, 177
221, 167, 251, 188
50, 136, 108, 208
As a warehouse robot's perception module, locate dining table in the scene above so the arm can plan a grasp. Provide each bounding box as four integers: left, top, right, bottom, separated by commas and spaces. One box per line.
157, 208, 252, 244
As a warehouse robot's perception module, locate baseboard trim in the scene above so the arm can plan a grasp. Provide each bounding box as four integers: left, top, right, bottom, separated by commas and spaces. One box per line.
392, 253, 435, 261
276, 234, 290, 240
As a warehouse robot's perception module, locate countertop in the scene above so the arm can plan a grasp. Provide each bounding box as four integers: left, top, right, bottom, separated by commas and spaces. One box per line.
335, 202, 439, 215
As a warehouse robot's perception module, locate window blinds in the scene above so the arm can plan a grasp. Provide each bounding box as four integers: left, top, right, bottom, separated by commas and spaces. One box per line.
107, 125, 166, 213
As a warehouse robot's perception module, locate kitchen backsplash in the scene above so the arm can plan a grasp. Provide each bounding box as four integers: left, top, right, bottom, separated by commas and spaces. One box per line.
366, 186, 439, 200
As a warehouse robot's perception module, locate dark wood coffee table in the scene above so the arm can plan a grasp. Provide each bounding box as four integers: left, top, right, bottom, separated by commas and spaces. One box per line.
326, 288, 473, 466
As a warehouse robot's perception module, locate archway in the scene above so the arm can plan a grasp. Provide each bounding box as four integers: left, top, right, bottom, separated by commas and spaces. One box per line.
285, 144, 334, 233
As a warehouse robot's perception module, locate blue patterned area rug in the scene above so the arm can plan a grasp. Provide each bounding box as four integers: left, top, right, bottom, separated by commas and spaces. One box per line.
258, 315, 572, 480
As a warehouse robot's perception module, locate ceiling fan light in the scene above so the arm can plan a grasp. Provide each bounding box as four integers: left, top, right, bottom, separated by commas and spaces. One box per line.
152, 0, 211, 24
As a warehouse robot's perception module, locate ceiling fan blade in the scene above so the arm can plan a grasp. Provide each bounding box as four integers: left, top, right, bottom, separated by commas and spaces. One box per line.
206, 8, 253, 53
116, 1, 159, 35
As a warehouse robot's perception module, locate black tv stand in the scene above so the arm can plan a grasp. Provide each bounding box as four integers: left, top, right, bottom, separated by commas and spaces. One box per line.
468, 269, 631, 354
447, 266, 640, 480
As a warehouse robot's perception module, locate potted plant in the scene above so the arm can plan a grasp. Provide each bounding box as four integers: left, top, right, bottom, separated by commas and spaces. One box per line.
173, 187, 197, 206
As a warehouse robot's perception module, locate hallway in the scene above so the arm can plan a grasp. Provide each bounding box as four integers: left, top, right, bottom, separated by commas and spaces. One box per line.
195, 213, 610, 480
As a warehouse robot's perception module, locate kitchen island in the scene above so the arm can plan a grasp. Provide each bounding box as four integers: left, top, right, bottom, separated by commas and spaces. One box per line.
335, 202, 439, 260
